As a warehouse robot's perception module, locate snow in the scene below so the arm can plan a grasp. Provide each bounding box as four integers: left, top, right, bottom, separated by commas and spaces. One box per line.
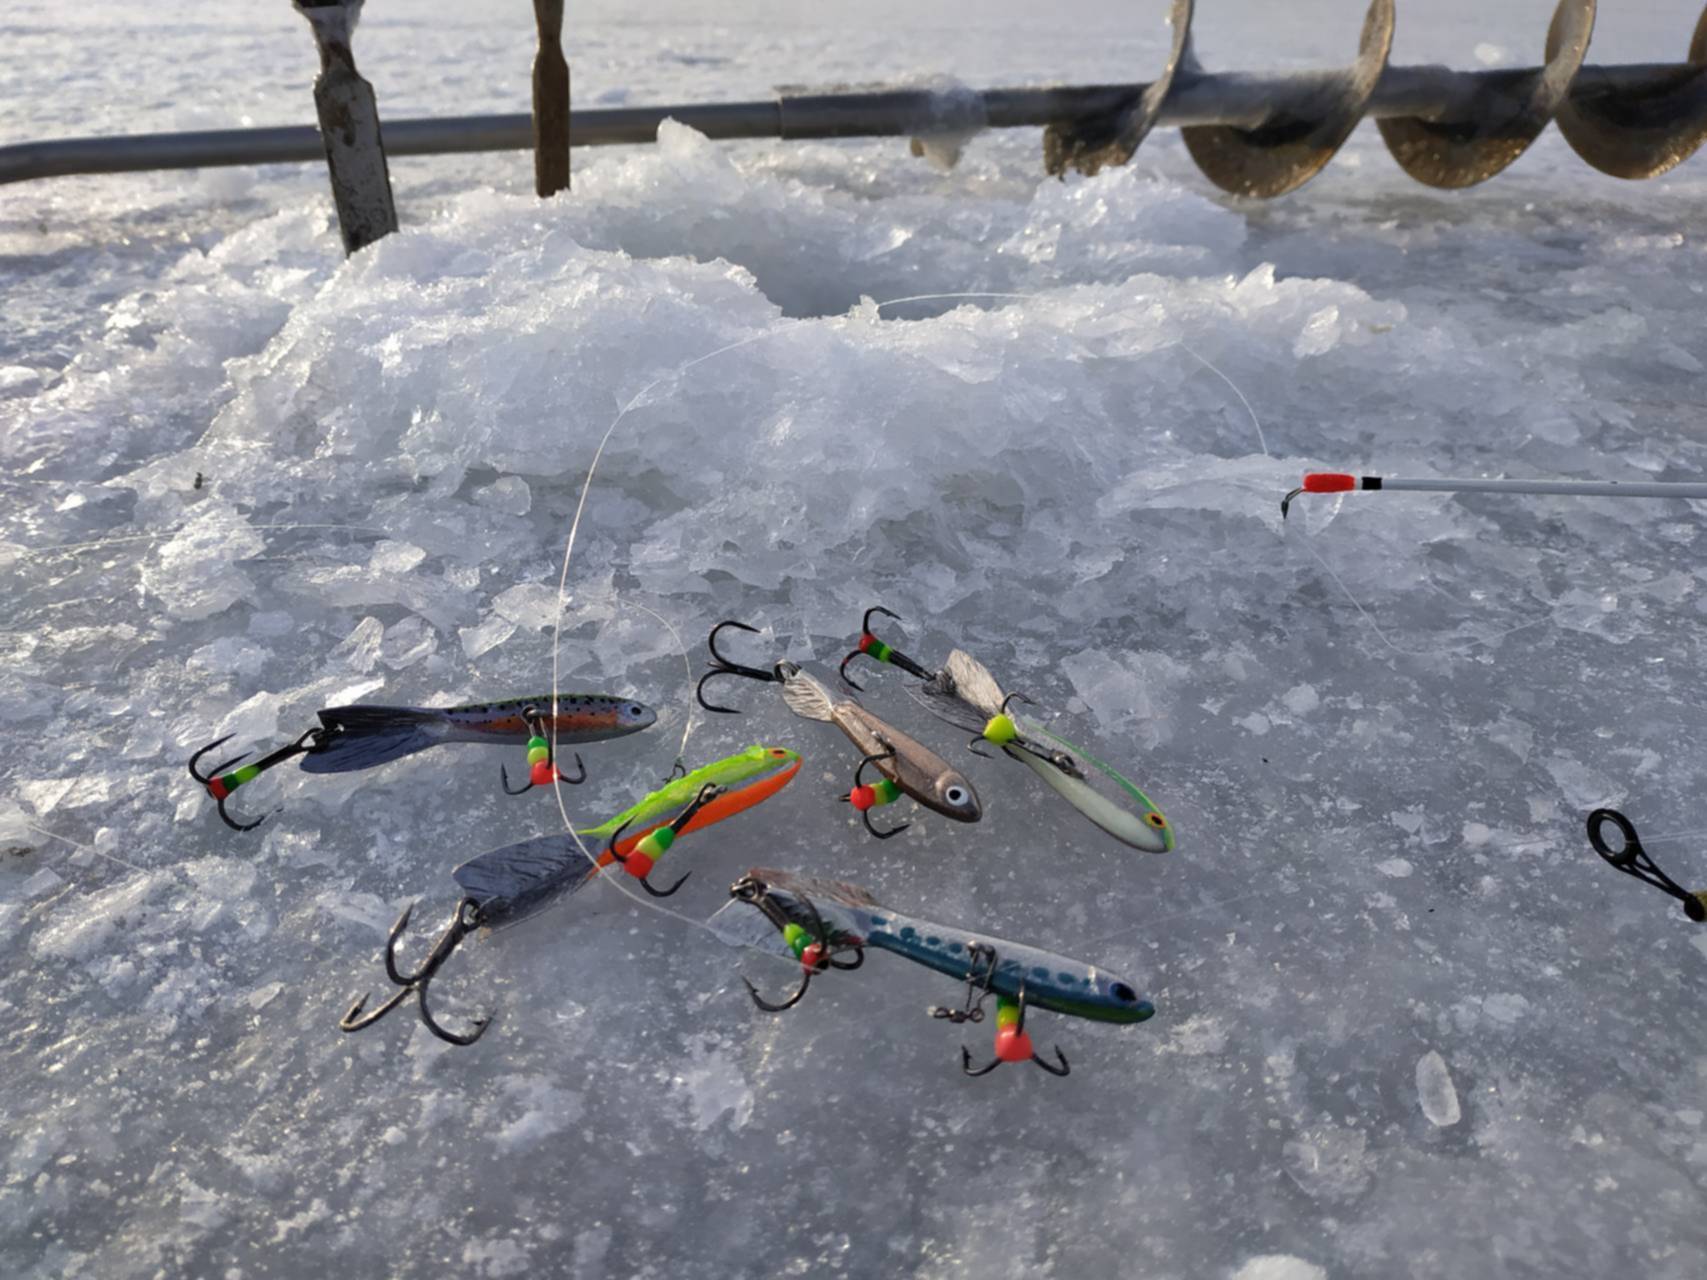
5, 1, 1707, 1277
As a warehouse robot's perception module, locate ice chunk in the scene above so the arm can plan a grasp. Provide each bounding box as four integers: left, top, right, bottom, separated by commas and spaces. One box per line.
139, 503, 263, 619
1416, 1050, 1462, 1127
1234, 1259, 1328, 1280
473, 476, 532, 515
31, 872, 169, 962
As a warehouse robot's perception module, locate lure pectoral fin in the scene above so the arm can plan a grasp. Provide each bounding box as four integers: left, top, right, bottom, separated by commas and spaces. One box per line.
778, 665, 839, 723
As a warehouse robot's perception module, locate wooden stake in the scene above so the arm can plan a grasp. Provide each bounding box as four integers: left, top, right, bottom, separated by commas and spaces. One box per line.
532, 0, 571, 197
295, 1, 398, 254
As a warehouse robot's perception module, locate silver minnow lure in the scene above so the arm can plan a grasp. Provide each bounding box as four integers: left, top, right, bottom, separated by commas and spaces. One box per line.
777, 664, 980, 824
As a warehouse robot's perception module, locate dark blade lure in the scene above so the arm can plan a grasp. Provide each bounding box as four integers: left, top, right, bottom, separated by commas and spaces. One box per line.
188, 693, 656, 832
338, 745, 804, 1046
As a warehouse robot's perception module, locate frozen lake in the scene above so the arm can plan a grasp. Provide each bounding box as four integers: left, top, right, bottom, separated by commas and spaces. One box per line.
4, 3, 1707, 1277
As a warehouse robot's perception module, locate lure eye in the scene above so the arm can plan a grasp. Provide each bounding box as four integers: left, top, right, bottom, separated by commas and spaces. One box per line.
944, 786, 968, 806
1112, 983, 1138, 1003
770, 748, 788, 757
627, 704, 644, 717
1145, 813, 1168, 829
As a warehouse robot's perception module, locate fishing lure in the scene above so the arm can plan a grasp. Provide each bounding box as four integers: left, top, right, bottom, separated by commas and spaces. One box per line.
188, 693, 657, 831
709, 869, 1154, 1078
1588, 809, 1707, 923
339, 746, 800, 1043
696, 619, 980, 838
841, 607, 1173, 853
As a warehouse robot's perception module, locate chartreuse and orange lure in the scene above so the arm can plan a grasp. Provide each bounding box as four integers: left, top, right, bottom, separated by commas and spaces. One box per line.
337, 745, 800, 1046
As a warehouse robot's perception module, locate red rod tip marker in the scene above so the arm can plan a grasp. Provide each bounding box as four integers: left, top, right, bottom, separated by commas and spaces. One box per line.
1302, 473, 1357, 493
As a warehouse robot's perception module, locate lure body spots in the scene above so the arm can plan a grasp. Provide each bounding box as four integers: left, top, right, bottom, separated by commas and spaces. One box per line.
710, 869, 1153, 1076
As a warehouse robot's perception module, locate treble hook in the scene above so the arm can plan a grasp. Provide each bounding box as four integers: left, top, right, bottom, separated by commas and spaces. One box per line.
734, 875, 864, 1013
839, 747, 910, 840
697, 620, 784, 714
339, 898, 491, 1046
838, 605, 937, 691
1588, 808, 1707, 922
606, 782, 724, 897
187, 726, 325, 832
498, 706, 586, 795
967, 691, 1035, 759
959, 979, 1071, 1079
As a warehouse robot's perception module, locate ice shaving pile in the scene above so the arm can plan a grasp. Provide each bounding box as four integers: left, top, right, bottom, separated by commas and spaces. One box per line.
4, 1, 1707, 1277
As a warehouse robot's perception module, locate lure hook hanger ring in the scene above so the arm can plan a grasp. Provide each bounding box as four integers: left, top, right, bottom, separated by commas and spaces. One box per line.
339, 897, 492, 1046
696, 620, 785, 714
1588, 808, 1707, 922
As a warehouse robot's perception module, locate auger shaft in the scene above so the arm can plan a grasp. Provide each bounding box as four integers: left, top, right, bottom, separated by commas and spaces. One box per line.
0, 62, 1690, 187
4, 1, 1703, 196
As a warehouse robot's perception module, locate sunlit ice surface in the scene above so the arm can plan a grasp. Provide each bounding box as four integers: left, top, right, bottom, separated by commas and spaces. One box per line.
3, 2, 1707, 1277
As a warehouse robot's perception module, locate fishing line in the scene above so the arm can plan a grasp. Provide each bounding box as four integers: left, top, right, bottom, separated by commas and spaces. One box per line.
536, 285, 1406, 981
25, 822, 163, 881
1178, 342, 1267, 460
544, 291, 1052, 954
573, 590, 698, 768
534, 287, 1354, 991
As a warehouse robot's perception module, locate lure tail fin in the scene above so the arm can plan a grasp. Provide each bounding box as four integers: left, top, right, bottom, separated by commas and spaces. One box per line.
451, 833, 601, 929
778, 665, 839, 723
299, 704, 448, 773
940, 649, 1008, 718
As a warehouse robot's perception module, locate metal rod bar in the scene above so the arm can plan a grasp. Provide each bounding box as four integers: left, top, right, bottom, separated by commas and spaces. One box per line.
1375, 477, 1707, 500
0, 64, 1693, 187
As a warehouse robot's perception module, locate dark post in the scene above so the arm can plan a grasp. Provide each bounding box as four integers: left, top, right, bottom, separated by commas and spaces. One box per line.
294, 0, 398, 254
532, 0, 571, 196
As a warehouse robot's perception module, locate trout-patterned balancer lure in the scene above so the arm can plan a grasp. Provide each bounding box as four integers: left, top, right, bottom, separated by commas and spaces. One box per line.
709, 869, 1154, 1078
188, 693, 656, 831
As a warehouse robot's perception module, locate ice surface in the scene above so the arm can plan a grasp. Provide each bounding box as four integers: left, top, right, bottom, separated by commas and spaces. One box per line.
5, 1, 1707, 1278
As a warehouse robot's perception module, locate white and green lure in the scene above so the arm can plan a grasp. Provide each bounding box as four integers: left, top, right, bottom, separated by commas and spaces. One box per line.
841, 610, 1174, 852
915, 648, 1175, 854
